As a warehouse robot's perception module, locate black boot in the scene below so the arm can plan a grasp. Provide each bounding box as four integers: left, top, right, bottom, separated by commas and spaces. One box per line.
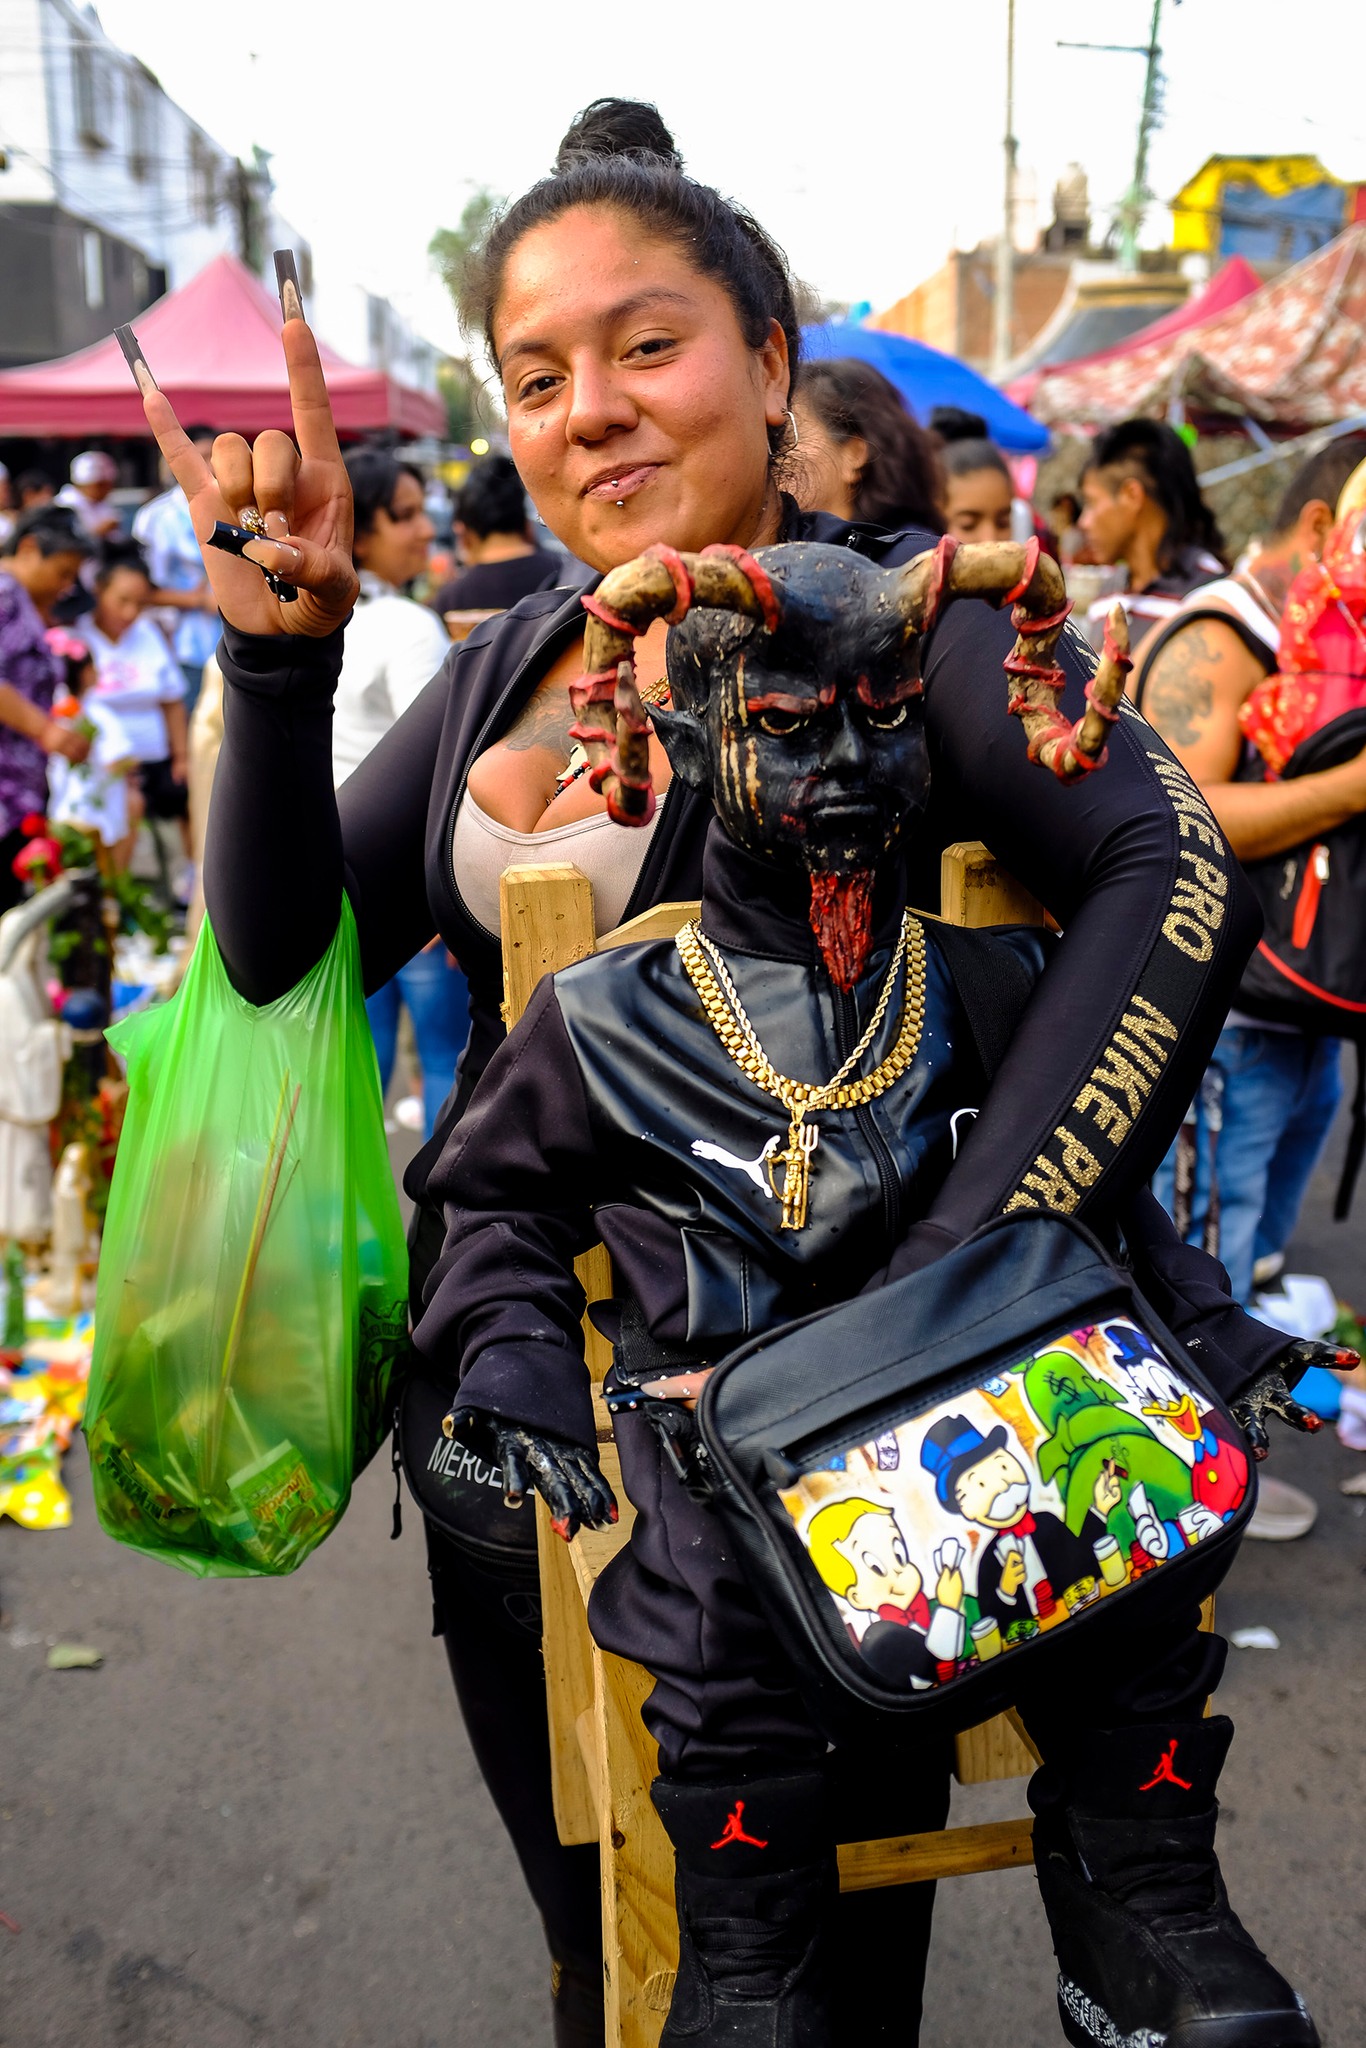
1030, 1717, 1319, 2048
651, 1770, 836, 2046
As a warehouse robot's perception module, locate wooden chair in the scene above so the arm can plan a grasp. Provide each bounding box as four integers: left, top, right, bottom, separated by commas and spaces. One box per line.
497, 842, 1057, 2047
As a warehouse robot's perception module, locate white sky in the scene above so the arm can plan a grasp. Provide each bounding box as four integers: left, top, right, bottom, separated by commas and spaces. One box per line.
93, 0, 1366, 362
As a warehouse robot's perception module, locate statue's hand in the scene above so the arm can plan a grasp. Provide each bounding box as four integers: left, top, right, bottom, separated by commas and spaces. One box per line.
1230, 1341, 1349, 1461
446, 1407, 618, 1540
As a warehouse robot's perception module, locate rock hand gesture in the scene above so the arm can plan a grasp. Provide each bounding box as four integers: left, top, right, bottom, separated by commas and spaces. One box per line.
116, 253, 358, 640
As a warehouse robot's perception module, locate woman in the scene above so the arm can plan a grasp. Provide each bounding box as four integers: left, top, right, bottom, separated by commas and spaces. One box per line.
791, 359, 943, 532
939, 436, 1014, 543
79, 537, 191, 863
134, 100, 1303, 2048
334, 447, 471, 1138
1078, 417, 1226, 642
0, 506, 92, 911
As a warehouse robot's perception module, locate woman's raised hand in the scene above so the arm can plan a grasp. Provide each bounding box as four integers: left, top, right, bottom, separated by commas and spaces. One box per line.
130, 299, 359, 639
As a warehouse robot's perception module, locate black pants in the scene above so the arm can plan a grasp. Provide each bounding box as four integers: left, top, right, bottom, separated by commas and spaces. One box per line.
425, 1519, 603, 1982
589, 1415, 1228, 1778
424, 1514, 949, 2047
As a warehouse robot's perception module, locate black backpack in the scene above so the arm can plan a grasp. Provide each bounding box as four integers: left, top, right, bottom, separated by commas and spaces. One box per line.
1233, 708, 1366, 1217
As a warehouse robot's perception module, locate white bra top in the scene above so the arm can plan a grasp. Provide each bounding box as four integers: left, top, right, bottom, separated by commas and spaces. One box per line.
452, 788, 661, 939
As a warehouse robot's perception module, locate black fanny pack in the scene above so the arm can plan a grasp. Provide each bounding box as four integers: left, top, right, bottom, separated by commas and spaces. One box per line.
694, 1212, 1253, 1735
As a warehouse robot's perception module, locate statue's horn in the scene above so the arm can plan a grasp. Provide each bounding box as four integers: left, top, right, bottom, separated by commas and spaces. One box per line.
572, 544, 780, 825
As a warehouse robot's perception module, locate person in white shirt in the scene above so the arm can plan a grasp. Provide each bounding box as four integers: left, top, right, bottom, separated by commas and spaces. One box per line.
132, 430, 220, 713
335, 449, 470, 1136
78, 538, 191, 857
55, 451, 121, 543
42, 627, 138, 855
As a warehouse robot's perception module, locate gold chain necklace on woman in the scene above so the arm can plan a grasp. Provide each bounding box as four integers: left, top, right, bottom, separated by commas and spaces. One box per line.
675, 912, 927, 1230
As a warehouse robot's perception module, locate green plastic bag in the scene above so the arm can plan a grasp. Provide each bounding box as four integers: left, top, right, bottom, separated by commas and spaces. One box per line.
86, 902, 409, 1577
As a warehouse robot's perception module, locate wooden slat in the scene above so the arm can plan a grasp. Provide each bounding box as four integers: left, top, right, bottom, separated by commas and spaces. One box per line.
537, 1496, 601, 1849
500, 863, 598, 1028
595, 1649, 678, 2048
597, 900, 702, 952
838, 1816, 1035, 1889
939, 840, 1046, 929
576, 1243, 617, 1385
955, 1710, 1040, 1785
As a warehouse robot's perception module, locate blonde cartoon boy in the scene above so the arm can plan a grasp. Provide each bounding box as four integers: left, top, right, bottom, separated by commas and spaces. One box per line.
807, 1495, 967, 1689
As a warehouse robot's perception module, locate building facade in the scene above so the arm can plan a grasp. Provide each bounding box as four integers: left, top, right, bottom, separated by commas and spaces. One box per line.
0, 0, 307, 366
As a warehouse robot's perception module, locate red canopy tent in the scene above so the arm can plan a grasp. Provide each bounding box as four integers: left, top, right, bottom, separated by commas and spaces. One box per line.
0, 253, 447, 439
1005, 257, 1262, 409
1029, 229, 1366, 430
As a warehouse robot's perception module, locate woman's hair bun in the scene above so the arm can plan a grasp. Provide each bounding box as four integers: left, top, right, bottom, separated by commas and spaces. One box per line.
554, 98, 683, 175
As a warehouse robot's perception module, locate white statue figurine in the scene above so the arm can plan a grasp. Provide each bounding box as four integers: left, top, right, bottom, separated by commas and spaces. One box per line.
47, 1140, 93, 1314
0, 878, 75, 1243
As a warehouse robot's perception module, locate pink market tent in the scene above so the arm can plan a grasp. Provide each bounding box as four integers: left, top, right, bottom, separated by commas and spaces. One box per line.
1005, 257, 1262, 408
0, 254, 446, 439
1029, 229, 1366, 430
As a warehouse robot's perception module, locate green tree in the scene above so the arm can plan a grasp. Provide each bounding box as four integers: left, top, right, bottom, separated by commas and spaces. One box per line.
431, 188, 505, 446
430, 187, 502, 327
437, 356, 500, 447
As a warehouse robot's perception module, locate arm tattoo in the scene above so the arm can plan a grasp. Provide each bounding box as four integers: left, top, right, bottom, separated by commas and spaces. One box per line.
1145, 624, 1219, 748
503, 673, 576, 756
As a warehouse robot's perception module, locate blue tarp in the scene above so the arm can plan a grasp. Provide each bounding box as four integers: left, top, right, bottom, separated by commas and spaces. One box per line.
801, 322, 1050, 454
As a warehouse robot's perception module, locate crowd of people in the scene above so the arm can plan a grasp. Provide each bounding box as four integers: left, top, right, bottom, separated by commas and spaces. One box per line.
3, 91, 1363, 2048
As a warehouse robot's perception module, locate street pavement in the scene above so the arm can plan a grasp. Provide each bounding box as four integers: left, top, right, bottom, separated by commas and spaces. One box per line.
4, 1114, 1364, 2047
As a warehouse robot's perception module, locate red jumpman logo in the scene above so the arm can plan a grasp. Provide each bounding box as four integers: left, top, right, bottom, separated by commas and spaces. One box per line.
1139, 1739, 1194, 1792
710, 1800, 769, 1850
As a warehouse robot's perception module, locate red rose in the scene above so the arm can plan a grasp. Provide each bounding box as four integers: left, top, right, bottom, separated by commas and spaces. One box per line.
12, 836, 63, 882
19, 812, 48, 837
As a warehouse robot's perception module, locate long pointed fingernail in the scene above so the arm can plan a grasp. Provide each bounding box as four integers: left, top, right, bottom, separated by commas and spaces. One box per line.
274, 249, 304, 324
263, 510, 290, 540
115, 323, 158, 396
242, 538, 301, 571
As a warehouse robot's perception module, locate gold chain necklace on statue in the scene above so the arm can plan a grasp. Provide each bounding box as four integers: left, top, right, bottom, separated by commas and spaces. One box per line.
675, 912, 927, 1230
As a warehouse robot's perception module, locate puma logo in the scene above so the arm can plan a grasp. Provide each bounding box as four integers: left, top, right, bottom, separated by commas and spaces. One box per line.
690, 1136, 781, 1196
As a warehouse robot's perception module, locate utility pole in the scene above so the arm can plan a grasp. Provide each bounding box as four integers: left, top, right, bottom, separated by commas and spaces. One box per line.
1059, 0, 1167, 274
992, 0, 1017, 378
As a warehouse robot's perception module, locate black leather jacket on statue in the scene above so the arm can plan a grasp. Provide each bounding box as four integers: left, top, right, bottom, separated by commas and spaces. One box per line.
414, 825, 1036, 1445
207, 505, 1288, 1402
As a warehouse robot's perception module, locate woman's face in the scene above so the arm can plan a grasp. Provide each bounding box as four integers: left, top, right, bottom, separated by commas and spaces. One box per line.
94, 566, 150, 639
354, 470, 435, 589
943, 465, 1012, 543
791, 399, 867, 524
493, 207, 790, 572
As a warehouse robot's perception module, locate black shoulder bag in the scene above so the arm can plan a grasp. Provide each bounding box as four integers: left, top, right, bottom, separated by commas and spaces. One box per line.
694, 1210, 1253, 1740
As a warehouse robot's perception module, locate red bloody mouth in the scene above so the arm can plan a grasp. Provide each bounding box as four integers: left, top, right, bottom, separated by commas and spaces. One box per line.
807, 870, 875, 990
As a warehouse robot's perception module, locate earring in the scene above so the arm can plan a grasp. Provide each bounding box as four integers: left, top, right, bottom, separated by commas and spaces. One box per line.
785, 408, 800, 452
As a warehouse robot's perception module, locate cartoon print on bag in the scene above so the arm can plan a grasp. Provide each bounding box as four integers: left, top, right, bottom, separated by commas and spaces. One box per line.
806, 1494, 966, 1687
775, 1317, 1250, 1692
1023, 1340, 1196, 1566
1126, 1353, 1250, 1529
921, 1415, 1112, 1630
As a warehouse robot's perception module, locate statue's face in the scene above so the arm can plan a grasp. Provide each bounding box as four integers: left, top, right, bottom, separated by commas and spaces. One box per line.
660, 546, 929, 984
